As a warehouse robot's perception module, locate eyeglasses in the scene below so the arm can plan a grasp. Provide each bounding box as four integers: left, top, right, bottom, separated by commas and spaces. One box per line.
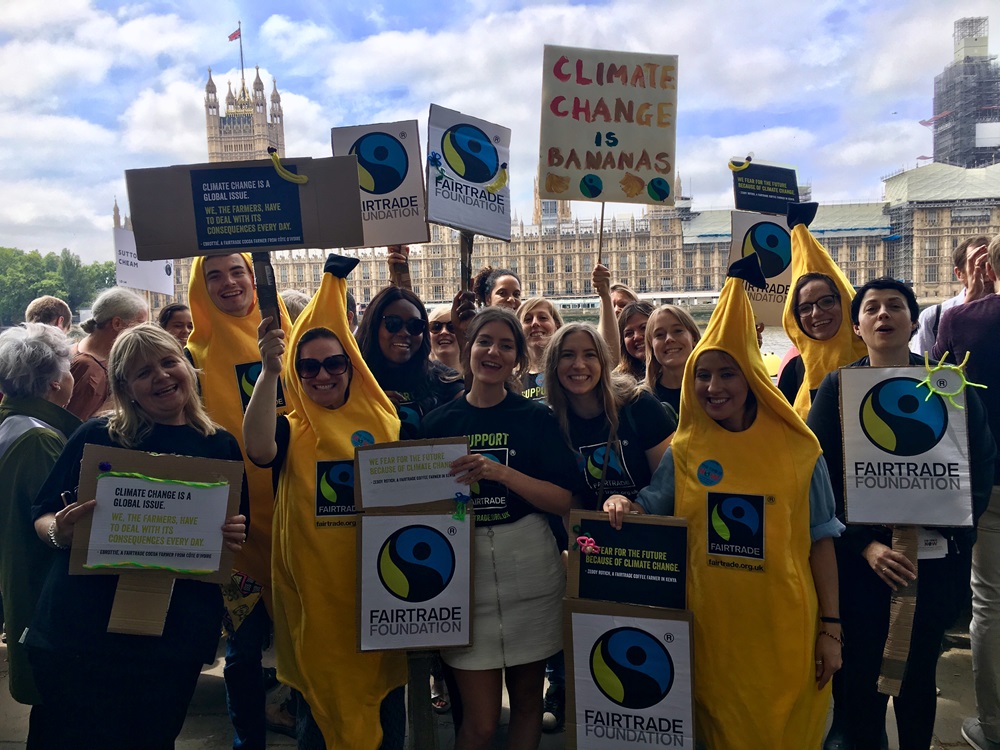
429, 321, 455, 333
296, 354, 351, 379
795, 294, 838, 318
382, 315, 427, 335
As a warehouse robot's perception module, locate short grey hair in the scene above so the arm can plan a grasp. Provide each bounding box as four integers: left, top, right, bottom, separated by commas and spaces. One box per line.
0, 323, 72, 399
81, 288, 147, 334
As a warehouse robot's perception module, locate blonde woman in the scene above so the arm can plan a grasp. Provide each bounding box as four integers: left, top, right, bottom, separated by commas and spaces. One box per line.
644, 305, 702, 416
517, 297, 563, 401
26, 324, 247, 749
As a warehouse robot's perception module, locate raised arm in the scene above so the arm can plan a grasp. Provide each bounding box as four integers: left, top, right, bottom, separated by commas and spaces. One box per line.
243, 317, 283, 465
593, 264, 620, 366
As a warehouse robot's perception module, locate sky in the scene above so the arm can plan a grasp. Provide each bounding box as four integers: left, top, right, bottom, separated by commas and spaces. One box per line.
0, 0, 996, 263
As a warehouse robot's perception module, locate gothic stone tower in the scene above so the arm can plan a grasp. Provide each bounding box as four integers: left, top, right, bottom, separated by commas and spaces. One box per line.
205, 65, 285, 163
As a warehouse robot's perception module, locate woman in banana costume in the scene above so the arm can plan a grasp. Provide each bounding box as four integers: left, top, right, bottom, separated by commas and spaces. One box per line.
604, 262, 844, 749
244, 254, 407, 749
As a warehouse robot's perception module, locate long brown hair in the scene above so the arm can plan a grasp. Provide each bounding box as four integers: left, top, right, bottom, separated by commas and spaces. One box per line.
644, 305, 702, 391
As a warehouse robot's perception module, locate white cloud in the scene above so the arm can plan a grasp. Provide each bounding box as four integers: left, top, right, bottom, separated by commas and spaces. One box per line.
120, 79, 207, 160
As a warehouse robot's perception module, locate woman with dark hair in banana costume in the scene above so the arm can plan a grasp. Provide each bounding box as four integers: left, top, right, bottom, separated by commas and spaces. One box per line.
244, 255, 407, 750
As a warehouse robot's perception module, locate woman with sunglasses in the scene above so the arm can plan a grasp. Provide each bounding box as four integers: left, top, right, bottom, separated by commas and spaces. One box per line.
244, 255, 407, 750
357, 286, 463, 440
517, 297, 563, 401
428, 304, 461, 373
422, 306, 580, 750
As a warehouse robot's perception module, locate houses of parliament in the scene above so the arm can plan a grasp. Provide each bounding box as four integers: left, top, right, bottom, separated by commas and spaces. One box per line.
138, 26, 1000, 315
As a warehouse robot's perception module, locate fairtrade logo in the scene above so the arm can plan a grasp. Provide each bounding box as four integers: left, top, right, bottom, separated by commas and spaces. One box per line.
350, 132, 409, 195
707, 493, 765, 560
399, 404, 422, 430
589, 627, 674, 709
647, 177, 671, 202
470, 451, 502, 496
378, 525, 456, 602
586, 445, 624, 480
164, 261, 173, 277
741, 222, 791, 278
860, 377, 948, 456
315, 460, 355, 515
580, 174, 603, 198
441, 124, 498, 183
535, 372, 545, 387
235, 362, 285, 411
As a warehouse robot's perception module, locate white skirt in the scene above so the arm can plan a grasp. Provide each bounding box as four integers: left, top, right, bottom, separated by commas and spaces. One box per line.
443, 513, 565, 671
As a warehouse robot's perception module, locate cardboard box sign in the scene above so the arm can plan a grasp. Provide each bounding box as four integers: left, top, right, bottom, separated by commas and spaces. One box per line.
71, 445, 244, 636
840, 366, 974, 527
353, 438, 469, 514
565, 599, 695, 750
125, 156, 364, 260
357, 512, 473, 651
567, 510, 687, 610
731, 160, 799, 215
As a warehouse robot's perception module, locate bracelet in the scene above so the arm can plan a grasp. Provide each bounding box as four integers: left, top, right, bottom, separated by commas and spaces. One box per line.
819, 630, 843, 646
820, 616, 842, 624
47, 520, 69, 550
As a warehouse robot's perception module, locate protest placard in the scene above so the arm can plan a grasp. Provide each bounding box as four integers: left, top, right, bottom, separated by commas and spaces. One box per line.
354, 438, 468, 513
727, 210, 793, 326
731, 160, 799, 214
114, 227, 174, 295
538, 44, 678, 206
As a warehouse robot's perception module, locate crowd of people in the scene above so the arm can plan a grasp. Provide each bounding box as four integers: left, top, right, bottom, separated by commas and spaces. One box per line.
0, 213, 999, 750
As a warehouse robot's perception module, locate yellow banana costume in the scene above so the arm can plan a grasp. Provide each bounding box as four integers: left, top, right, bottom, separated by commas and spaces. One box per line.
782, 221, 867, 420
187, 253, 289, 615
673, 269, 829, 749
272, 254, 407, 748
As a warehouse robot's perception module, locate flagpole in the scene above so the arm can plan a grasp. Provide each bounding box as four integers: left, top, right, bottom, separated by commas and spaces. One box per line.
238, 21, 245, 84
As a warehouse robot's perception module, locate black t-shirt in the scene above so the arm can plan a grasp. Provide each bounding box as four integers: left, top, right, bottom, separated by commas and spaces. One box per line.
569, 390, 675, 509
421, 391, 581, 526
652, 381, 681, 416
521, 371, 546, 402
28, 419, 247, 665
378, 360, 464, 441
777, 354, 806, 405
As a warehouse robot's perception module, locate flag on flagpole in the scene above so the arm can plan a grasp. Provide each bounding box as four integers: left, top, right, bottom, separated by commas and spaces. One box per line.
228, 28, 241, 41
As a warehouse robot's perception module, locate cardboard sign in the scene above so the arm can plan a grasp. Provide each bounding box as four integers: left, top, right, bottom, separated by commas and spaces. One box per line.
841, 366, 973, 526
331, 120, 430, 247
425, 104, 511, 241
567, 510, 687, 610
71, 445, 243, 582
538, 44, 678, 206
125, 156, 364, 260
731, 160, 799, 214
727, 210, 792, 326
354, 438, 469, 513
566, 599, 694, 749
71, 444, 243, 636
114, 227, 175, 295
357, 512, 473, 651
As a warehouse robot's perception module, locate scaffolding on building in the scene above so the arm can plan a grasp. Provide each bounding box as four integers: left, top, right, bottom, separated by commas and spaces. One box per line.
930, 17, 1000, 168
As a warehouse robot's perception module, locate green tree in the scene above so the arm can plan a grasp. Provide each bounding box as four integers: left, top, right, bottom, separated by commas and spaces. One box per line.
85, 261, 116, 293
59, 248, 91, 311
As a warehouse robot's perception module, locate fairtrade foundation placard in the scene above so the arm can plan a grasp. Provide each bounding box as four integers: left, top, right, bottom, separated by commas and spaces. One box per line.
727, 210, 792, 327
355, 438, 469, 513
125, 156, 364, 260
841, 366, 972, 526
731, 160, 799, 215
114, 227, 174, 296
71, 445, 244, 582
358, 512, 472, 651
538, 44, 678, 205
426, 104, 511, 242
331, 120, 430, 247
568, 510, 687, 610
566, 599, 694, 750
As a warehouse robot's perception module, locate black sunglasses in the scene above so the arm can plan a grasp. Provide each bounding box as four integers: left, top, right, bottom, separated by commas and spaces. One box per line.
429, 321, 455, 333
382, 315, 427, 335
296, 354, 351, 379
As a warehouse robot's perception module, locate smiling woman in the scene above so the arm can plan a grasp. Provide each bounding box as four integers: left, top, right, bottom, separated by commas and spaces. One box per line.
24, 324, 248, 749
